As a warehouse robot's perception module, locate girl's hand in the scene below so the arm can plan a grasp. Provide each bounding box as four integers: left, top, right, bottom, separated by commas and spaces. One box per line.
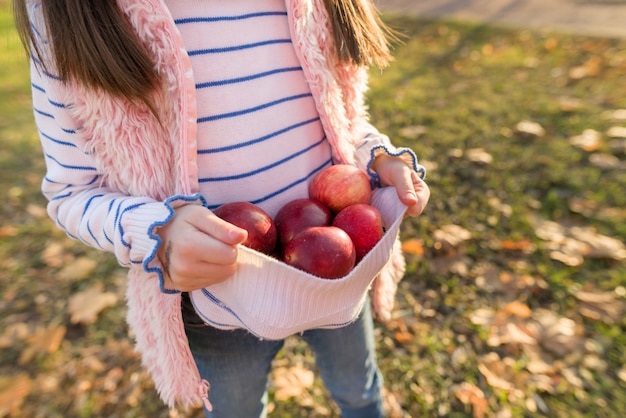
371, 154, 430, 217
156, 205, 248, 291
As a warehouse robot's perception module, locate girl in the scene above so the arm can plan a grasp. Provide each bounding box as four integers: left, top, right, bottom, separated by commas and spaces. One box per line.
14, 0, 430, 416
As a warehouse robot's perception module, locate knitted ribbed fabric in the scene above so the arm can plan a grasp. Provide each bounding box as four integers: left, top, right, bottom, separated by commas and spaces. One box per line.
190, 187, 406, 340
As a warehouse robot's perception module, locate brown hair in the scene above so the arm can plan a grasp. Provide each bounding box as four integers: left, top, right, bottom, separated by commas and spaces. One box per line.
13, 0, 395, 103
324, 0, 396, 68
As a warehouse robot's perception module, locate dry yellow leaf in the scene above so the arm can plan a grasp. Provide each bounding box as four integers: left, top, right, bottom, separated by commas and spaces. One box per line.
433, 224, 472, 251
0, 226, 19, 238
575, 290, 625, 324
41, 241, 69, 268
68, 283, 119, 324
454, 382, 488, 418
272, 365, 314, 401
19, 324, 66, 364
569, 129, 602, 152
401, 238, 424, 256
478, 353, 515, 391
0, 373, 33, 416
528, 309, 583, 357
58, 256, 98, 282
503, 301, 532, 319
500, 238, 534, 252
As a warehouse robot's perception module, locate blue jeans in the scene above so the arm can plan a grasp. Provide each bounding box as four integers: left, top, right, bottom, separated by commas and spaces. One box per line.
183, 294, 385, 418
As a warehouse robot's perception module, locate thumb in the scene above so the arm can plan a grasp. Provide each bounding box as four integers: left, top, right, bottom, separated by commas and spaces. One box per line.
210, 214, 249, 245
189, 209, 248, 245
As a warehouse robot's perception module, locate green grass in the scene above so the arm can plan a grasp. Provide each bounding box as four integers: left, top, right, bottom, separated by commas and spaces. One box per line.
1, 5, 625, 418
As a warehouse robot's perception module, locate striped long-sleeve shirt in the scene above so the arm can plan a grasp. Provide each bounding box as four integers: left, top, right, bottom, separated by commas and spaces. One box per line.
167, 0, 332, 217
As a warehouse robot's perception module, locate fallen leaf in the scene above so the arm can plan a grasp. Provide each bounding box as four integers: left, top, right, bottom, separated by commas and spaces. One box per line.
0, 373, 33, 416
499, 239, 534, 252
68, 283, 118, 324
433, 224, 472, 252
568, 63, 595, 80
469, 308, 495, 327
454, 382, 488, 418
57, 256, 98, 281
0, 322, 29, 349
558, 96, 583, 112
589, 153, 622, 169
382, 388, 405, 418
515, 120, 545, 138
569, 226, 626, 260
430, 254, 472, 276
41, 241, 70, 268
487, 197, 512, 217
602, 109, 626, 121
503, 301, 532, 319
401, 238, 424, 256
529, 309, 583, 357
569, 129, 602, 152
26, 204, 48, 219
0, 226, 19, 238
392, 318, 414, 344
532, 217, 626, 265
473, 264, 504, 293
549, 245, 586, 266
527, 392, 550, 415
102, 367, 125, 392
544, 38, 558, 51
561, 367, 584, 388
575, 290, 625, 324
466, 148, 493, 164
568, 198, 598, 217
272, 365, 315, 401
19, 324, 66, 364
607, 126, 626, 139
478, 353, 516, 391
583, 56, 603, 77
399, 125, 427, 139
608, 138, 626, 154
524, 345, 556, 375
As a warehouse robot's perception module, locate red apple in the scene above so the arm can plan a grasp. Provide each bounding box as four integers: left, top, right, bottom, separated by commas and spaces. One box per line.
274, 198, 333, 249
283, 226, 356, 279
309, 164, 372, 213
213, 201, 277, 255
332, 203, 385, 262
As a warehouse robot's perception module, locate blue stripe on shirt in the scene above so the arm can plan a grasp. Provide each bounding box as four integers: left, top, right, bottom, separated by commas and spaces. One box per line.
49, 190, 72, 201
39, 130, 80, 149
55, 217, 77, 240
198, 93, 312, 123
31, 83, 45, 93
206, 159, 332, 210
198, 117, 320, 154
32, 82, 69, 110
44, 153, 97, 171
117, 202, 147, 248
199, 135, 326, 183
188, 39, 291, 56
174, 11, 287, 25
34, 107, 54, 119
196, 66, 302, 89
32, 57, 61, 80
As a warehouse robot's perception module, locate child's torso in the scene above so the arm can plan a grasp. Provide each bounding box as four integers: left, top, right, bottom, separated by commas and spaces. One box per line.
165, 0, 332, 217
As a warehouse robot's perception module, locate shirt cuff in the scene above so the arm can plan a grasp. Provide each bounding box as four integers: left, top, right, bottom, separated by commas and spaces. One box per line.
139, 193, 207, 294
364, 145, 426, 188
